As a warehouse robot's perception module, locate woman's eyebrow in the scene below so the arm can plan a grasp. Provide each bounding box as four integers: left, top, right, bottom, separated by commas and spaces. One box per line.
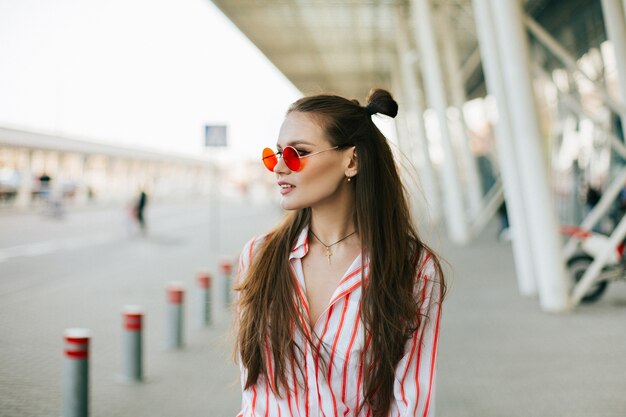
277, 140, 316, 148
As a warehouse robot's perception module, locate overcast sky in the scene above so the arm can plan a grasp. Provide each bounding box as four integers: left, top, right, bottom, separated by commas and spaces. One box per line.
0, 0, 301, 160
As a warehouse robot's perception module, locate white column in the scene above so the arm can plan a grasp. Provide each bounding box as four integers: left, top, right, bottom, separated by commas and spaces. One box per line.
411, 0, 469, 244
439, 3, 484, 221
390, 56, 412, 159
393, 87, 437, 228
57, 152, 70, 200
390, 59, 416, 159
15, 149, 33, 208
490, 0, 569, 312
75, 155, 89, 205
394, 6, 442, 225
472, 0, 537, 297
601, 0, 626, 109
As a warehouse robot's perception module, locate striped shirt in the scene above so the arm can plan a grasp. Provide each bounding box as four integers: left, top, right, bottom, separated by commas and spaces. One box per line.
236, 226, 442, 417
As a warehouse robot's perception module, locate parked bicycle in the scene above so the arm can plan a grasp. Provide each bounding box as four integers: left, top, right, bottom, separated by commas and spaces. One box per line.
561, 225, 626, 303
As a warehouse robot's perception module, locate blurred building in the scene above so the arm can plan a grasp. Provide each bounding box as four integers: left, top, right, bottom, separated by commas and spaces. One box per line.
0, 126, 213, 207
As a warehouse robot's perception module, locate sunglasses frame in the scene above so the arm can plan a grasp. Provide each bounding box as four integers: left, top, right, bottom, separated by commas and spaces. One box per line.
262, 145, 342, 172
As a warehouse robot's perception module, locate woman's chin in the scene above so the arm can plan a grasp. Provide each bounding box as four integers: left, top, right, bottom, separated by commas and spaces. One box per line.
280, 200, 294, 211
279, 197, 304, 211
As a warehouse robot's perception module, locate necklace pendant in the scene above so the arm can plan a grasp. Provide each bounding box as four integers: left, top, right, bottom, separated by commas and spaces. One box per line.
325, 247, 332, 264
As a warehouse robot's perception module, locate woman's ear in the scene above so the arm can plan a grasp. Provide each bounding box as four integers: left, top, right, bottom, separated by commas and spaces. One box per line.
344, 146, 358, 178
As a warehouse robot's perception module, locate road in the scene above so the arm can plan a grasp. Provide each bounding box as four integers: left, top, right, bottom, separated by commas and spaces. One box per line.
0, 197, 282, 417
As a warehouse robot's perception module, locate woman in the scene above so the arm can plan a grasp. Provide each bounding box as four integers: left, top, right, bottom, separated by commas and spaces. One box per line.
235, 89, 445, 417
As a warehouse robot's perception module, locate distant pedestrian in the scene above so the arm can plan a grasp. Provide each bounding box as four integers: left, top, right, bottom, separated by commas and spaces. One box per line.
134, 189, 148, 234
38, 172, 51, 201
38, 172, 64, 218
235, 89, 445, 417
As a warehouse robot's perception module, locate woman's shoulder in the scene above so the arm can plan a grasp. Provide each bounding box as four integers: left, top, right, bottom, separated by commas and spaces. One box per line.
415, 249, 439, 281
239, 233, 271, 268
412, 247, 444, 302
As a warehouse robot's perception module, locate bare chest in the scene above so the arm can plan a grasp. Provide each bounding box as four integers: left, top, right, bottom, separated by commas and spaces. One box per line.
301, 250, 359, 327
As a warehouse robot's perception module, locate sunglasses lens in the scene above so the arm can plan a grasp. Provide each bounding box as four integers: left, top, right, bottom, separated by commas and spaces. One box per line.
262, 148, 277, 171
283, 146, 301, 171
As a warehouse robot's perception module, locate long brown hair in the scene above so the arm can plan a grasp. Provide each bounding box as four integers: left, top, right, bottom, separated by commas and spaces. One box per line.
236, 88, 445, 416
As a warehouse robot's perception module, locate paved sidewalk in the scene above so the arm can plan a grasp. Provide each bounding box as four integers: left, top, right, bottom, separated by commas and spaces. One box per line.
437, 222, 626, 417
2, 200, 626, 417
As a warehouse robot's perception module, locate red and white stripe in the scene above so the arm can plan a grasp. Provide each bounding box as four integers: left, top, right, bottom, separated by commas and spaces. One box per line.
123, 307, 143, 332
236, 227, 443, 417
197, 272, 212, 289
167, 284, 184, 304
64, 329, 91, 360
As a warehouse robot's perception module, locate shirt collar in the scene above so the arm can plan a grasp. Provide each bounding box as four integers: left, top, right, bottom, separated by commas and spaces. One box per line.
289, 225, 309, 260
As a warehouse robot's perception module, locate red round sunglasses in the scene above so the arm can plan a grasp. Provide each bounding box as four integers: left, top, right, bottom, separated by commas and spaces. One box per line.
261, 145, 340, 172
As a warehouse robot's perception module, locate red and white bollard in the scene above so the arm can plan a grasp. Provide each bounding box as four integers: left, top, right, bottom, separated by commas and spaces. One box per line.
63, 328, 91, 417
219, 260, 234, 307
120, 305, 143, 383
166, 282, 184, 350
197, 271, 212, 327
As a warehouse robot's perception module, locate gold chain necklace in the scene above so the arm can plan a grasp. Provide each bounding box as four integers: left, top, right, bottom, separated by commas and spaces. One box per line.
309, 230, 356, 264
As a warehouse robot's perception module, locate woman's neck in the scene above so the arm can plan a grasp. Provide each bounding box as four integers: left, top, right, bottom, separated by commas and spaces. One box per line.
309, 203, 356, 244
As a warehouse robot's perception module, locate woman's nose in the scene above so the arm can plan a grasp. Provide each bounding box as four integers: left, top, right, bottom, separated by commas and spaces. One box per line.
273, 153, 289, 174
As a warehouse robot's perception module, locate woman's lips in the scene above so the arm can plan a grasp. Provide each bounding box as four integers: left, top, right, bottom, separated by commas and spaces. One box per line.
278, 182, 295, 195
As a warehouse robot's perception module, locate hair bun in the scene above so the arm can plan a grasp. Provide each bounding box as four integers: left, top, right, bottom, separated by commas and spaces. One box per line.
365, 88, 398, 118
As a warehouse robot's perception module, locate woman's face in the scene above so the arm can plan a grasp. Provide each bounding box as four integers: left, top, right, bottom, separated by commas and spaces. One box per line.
273, 111, 354, 211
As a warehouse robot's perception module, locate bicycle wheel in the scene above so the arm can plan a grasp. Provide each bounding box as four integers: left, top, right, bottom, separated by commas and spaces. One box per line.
566, 254, 609, 303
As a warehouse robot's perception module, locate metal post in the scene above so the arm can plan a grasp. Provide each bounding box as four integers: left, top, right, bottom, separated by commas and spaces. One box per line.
461, 48, 482, 85
411, 0, 469, 244
219, 260, 234, 308
390, 56, 427, 224
166, 283, 184, 349
197, 271, 212, 327
390, 58, 410, 157
393, 6, 442, 225
63, 328, 90, 417
469, 180, 504, 236
601, 0, 626, 111
472, 0, 537, 296
490, 0, 570, 312
439, 3, 484, 220
120, 305, 143, 383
